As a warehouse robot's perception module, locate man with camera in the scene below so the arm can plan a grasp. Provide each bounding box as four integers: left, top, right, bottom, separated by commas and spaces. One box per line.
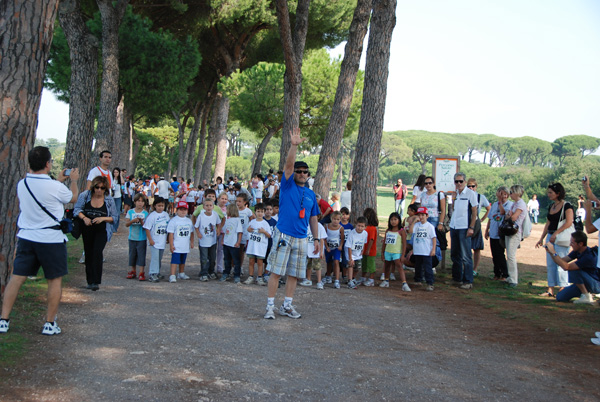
0, 146, 79, 336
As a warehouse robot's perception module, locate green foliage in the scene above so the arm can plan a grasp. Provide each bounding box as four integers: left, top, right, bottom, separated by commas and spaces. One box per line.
45, 25, 72, 103
34, 138, 65, 178
224, 156, 252, 179
552, 135, 600, 166
134, 126, 178, 177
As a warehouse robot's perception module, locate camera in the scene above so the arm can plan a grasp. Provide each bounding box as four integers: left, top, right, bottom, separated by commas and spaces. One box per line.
593, 201, 598, 208
582, 176, 588, 182
64, 168, 72, 176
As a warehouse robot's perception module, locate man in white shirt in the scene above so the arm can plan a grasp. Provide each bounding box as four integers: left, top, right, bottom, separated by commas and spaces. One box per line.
86, 150, 112, 191
0, 147, 80, 336
156, 176, 172, 199
449, 172, 479, 289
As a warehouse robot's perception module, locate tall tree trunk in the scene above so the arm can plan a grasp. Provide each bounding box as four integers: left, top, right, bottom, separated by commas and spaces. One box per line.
250, 127, 280, 176
351, 0, 396, 223
201, 95, 225, 183
336, 149, 344, 193
185, 103, 203, 181
94, 0, 128, 153
312, 0, 373, 199
165, 146, 173, 178
59, 0, 99, 191
212, 95, 230, 181
194, 103, 210, 185
111, 94, 130, 170
275, 0, 311, 171
172, 109, 190, 177
130, 126, 140, 174
0, 0, 60, 291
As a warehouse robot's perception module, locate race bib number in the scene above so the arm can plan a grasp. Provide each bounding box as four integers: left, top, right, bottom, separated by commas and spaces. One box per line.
353, 243, 364, 252
176, 225, 191, 238
327, 241, 339, 248
385, 233, 397, 244
250, 233, 262, 243
415, 230, 428, 239
155, 224, 167, 236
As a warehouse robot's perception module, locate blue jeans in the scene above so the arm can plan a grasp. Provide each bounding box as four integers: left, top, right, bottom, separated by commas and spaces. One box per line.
414, 255, 434, 285
148, 245, 164, 275
450, 228, 473, 284
395, 199, 406, 219
199, 244, 217, 276
223, 244, 241, 277
545, 233, 569, 287
113, 197, 122, 232
556, 270, 600, 302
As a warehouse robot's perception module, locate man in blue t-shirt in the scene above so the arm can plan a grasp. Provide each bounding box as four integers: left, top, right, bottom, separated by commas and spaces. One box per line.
546, 231, 599, 304
264, 128, 320, 320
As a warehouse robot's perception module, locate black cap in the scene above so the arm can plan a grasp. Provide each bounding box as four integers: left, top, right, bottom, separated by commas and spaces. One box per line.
294, 161, 309, 169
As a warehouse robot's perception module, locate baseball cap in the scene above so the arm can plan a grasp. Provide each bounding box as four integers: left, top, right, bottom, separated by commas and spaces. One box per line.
417, 207, 428, 215
176, 200, 188, 209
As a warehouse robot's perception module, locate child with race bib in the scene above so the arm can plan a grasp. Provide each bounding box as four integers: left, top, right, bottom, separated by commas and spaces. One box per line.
380, 212, 410, 290
324, 211, 345, 289
167, 200, 195, 283
195, 198, 222, 282
220, 204, 243, 283
244, 203, 272, 285
346, 217, 369, 289
143, 197, 170, 282
125, 193, 149, 281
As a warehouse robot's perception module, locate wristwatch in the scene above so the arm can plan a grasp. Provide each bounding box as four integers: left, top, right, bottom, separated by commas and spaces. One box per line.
553, 253, 558, 257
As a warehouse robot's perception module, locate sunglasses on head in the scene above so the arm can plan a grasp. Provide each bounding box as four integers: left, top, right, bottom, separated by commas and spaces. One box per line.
295, 170, 309, 174
454, 180, 464, 184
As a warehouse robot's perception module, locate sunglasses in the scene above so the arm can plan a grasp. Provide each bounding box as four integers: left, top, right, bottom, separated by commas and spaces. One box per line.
467, 185, 476, 188
295, 170, 309, 174
454, 180, 464, 184
424, 181, 433, 185
95, 186, 106, 190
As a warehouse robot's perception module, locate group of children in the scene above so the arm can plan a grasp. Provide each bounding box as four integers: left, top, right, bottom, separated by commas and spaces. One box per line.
121, 186, 439, 292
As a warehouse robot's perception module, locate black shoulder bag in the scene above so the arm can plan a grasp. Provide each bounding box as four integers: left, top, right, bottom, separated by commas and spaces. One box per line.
24, 179, 74, 235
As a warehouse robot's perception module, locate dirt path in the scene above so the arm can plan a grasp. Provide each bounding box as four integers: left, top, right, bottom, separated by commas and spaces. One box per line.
1, 225, 600, 401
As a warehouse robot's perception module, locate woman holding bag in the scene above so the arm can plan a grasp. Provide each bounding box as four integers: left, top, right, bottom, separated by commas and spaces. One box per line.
535, 182, 573, 297
500, 185, 527, 287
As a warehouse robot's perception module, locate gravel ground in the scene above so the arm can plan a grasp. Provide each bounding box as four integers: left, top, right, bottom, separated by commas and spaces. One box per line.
1, 228, 600, 401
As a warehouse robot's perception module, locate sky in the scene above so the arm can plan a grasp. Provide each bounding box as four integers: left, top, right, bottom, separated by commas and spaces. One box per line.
37, 0, 600, 145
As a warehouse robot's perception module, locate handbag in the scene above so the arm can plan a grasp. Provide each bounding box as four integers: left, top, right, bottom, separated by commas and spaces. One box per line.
555, 202, 575, 247
24, 179, 73, 234
499, 218, 519, 236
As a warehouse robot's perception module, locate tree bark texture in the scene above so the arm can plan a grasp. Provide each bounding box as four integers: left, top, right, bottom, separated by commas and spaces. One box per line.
275, 0, 311, 171
350, 0, 396, 223
129, 126, 140, 174
212, 96, 230, 182
0, 0, 60, 290
59, 0, 99, 191
250, 126, 280, 177
94, 0, 128, 153
194, 101, 211, 185
200, 95, 226, 183
312, 0, 373, 199
185, 103, 203, 181
112, 95, 131, 171
173, 109, 190, 177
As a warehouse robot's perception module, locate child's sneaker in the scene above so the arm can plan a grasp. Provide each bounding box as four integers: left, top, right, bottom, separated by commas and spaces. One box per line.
317, 281, 324, 290
41, 321, 61, 336
126, 270, 137, 279
356, 277, 366, 286
209, 273, 217, 280
264, 304, 276, 319
243, 276, 255, 285
401, 282, 411, 292
299, 279, 312, 287
379, 280, 389, 288
219, 274, 228, 282
148, 274, 159, 283
234, 277, 241, 284
390, 273, 396, 281
169, 275, 177, 283
199, 275, 209, 282
279, 304, 301, 319
334, 280, 340, 289
347, 279, 357, 289
138, 272, 146, 281
0, 319, 9, 333
325, 276, 332, 284
256, 277, 266, 286
364, 279, 375, 287
178, 273, 190, 280
426, 285, 434, 291
379, 272, 385, 281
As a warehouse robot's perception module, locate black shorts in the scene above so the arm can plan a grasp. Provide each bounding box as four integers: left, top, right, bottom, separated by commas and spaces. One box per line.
123, 195, 133, 207
13, 238, 68, 279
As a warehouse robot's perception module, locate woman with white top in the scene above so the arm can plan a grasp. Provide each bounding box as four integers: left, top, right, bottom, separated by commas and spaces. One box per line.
500, 185, 527, 287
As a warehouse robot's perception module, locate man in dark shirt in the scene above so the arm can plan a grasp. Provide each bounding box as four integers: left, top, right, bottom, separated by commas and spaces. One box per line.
546, 231, 599, 304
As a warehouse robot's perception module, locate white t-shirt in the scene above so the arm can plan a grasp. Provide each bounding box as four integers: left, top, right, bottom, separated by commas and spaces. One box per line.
340, 190, 351, 211
87, 166, 112, 193
475, 193, 491, 214
326, 225, 343, 249
345, 229, 368, 261
450, 188, 479, 230
143, 211, 170, 249
222, 217, 243, 247
167, 216, 194, 253
238, 207, 253, 242
17, 174, 73, 243
412, 186, 423, 200
412, 221, 437, 256
112, 179, 122, 198
194, 211, 221, 247
186, 190, 197, 203
256, 181, 264, 196
157, 180, 171, 199
307, 223, 327, 258
247, 219, 271, 258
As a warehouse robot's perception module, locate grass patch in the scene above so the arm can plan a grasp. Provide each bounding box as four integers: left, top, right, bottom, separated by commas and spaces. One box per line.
0, 236, 82, 367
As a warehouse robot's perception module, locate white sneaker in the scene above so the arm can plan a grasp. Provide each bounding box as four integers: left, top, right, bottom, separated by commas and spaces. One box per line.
356, 277, 366, 286
169, 275, 177, 283
592, 337, 600, 346
178, 273, 190, 280
390, 273, 396, 281
401, 282, 411, 292
256, 277, 266, 286
78, 252, 85, 264
279, 304, 301, 319
573, 293, 595, 304
316, 281, 324, 290
364, 279, 375, 287
299, 279, 312, 287
379, 280, 389, 288
325, 276, 332, 284
0, 319, 9, 333
41, 321, 61, 336
426, 285, 434, 291
264, 305, 275, 320
379, 273, 385, 281
243, 276, 255, 285
334, 280, 340, 289
595, 331, 600, 339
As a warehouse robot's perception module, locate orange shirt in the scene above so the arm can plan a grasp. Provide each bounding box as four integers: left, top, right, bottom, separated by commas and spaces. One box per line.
365, 225, 378, 257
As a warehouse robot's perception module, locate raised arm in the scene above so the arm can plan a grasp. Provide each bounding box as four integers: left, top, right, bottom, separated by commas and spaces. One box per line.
283, 127, 307, 180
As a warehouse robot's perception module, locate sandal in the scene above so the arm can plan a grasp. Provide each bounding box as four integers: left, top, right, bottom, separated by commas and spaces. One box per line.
539, 292, 555, 297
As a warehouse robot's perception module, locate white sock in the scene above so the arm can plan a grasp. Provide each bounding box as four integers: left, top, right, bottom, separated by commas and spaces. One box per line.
284, 297, 293, 307
267, 297, 275, 306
